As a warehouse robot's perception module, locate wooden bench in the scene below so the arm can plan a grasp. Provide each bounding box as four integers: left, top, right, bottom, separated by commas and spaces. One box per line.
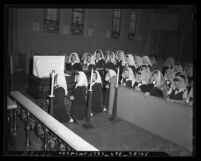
10, 91, 99, 151
116, 86, 193, 152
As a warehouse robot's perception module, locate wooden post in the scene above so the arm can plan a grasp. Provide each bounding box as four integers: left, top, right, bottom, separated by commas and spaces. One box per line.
44, 127, 48, 151
49, 96, 54, 116
109, 67, 120, 122
82, 68, 94, 129
25, 111, 31, 150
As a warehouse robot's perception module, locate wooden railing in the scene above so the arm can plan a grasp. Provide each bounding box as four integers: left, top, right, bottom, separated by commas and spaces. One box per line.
9, 91, 99, 151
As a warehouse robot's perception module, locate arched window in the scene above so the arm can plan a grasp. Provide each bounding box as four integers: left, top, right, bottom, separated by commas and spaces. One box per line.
71, 8, 84, 35
44, 8, 60, 33
111, 9, 121, 39
128, 9, 137, 40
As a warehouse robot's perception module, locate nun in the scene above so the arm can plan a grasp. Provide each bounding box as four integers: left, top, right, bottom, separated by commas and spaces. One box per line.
66, 52, 82, 72
121, 67, 136, 88
91, 70, 103, 114
69, 71, 88, 123
53, 73, 70, 123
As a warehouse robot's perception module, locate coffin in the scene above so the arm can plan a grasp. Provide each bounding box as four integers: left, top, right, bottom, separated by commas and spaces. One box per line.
116, 86, 193, 152
27, 74, 75, 99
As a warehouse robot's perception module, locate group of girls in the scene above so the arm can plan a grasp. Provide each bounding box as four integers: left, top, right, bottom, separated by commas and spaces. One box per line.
52, 50, 193, 124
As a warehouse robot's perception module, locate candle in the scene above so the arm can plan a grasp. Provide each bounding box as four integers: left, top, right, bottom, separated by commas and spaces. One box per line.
89, 68, 93, 91
116, 67, 119, 88
50, 70, 55, 96
10, 54, 13, 74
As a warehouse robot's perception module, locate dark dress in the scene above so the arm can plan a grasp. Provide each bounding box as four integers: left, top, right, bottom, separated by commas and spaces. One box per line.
66, 63, 82, 71
105, 61, 116, 71
70, 86, 87, 120
53, 86, 70, 123
169, 88, 186, 100
103, 81, 110, 110
140, 83, 163, 97
122, 78, 133, 88
95, 59, 105, 86
91, 83, 102, 114
116, 60, 124, 84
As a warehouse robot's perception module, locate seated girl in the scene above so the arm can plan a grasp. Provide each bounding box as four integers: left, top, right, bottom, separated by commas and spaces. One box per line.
162, 57, 175, 76
142, 56, 152, 71
105, 51, 116, 71
125, 54, 136, 74
82, 53, 95, 71
133, 71, 142, 90
121, 67, 135, 88
139, 65, 151, 85
134, 55, 143, 73
53, 73, 70, 123
184, 62, 193, 92
94, 49, 106, 85
174, 63, 184, 76
115, 50, 126, 84
140, 70, 166, 97
166, 74, 188, 104
91, 70, 103, 114
69, 71, 88, 123
103, 69, 117, 112
186, 81, 193, 106
66, 52, 82, 72
164, 68, 175, 90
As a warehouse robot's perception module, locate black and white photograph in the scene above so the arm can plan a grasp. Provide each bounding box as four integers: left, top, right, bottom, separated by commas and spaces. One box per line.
4, 4, 196, 157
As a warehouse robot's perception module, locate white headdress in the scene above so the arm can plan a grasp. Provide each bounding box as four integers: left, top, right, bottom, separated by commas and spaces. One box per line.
163, 57, 175, 67
142, 56, 152, 67
122, 67, 136, 87
92, 70, 102, 85
105, 69, 116, 82
94, 49, 105, 60
83, 53, 96, 65
55, 73, 68, 95
75, 71, 88, 88
134, 56, 142, 67
116, 50, 126, 66
105, 51, 116, 64
68, 52, 81, 64
125, 54, 136, 66
81, 52, 89, 62
150, 70, 164, 88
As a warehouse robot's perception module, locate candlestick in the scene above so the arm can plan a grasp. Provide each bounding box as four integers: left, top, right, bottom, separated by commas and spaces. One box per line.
50, 70, 55, 97
10, 54, 13, 74
89, 68, 93, 91
116, 67, 119, 88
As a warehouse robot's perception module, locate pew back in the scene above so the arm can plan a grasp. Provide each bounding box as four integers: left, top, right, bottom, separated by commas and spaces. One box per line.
116, 86, 193, 152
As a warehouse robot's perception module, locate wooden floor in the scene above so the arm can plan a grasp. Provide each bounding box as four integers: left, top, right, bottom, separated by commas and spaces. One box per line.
7, 72, 192, 156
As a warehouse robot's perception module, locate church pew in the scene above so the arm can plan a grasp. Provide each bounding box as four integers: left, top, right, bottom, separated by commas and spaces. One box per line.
116, 86, 193, 152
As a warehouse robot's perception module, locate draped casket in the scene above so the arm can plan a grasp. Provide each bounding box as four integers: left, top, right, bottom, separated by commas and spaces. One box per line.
27, 56, 75, 100
116, 86, 193, 152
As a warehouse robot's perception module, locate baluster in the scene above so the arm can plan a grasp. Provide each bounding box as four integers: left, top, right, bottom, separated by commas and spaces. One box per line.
44, 127, 48, 151
25, 111, 31, 150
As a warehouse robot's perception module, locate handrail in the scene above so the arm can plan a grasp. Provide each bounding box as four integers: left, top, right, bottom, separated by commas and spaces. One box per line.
10, 91, 99, 151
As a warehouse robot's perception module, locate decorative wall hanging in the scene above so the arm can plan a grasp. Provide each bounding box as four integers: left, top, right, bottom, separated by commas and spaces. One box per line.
111, 9, 121, 39
71, 9, 84, 35
44, 9, 60, 33
128, 10, 137, 40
